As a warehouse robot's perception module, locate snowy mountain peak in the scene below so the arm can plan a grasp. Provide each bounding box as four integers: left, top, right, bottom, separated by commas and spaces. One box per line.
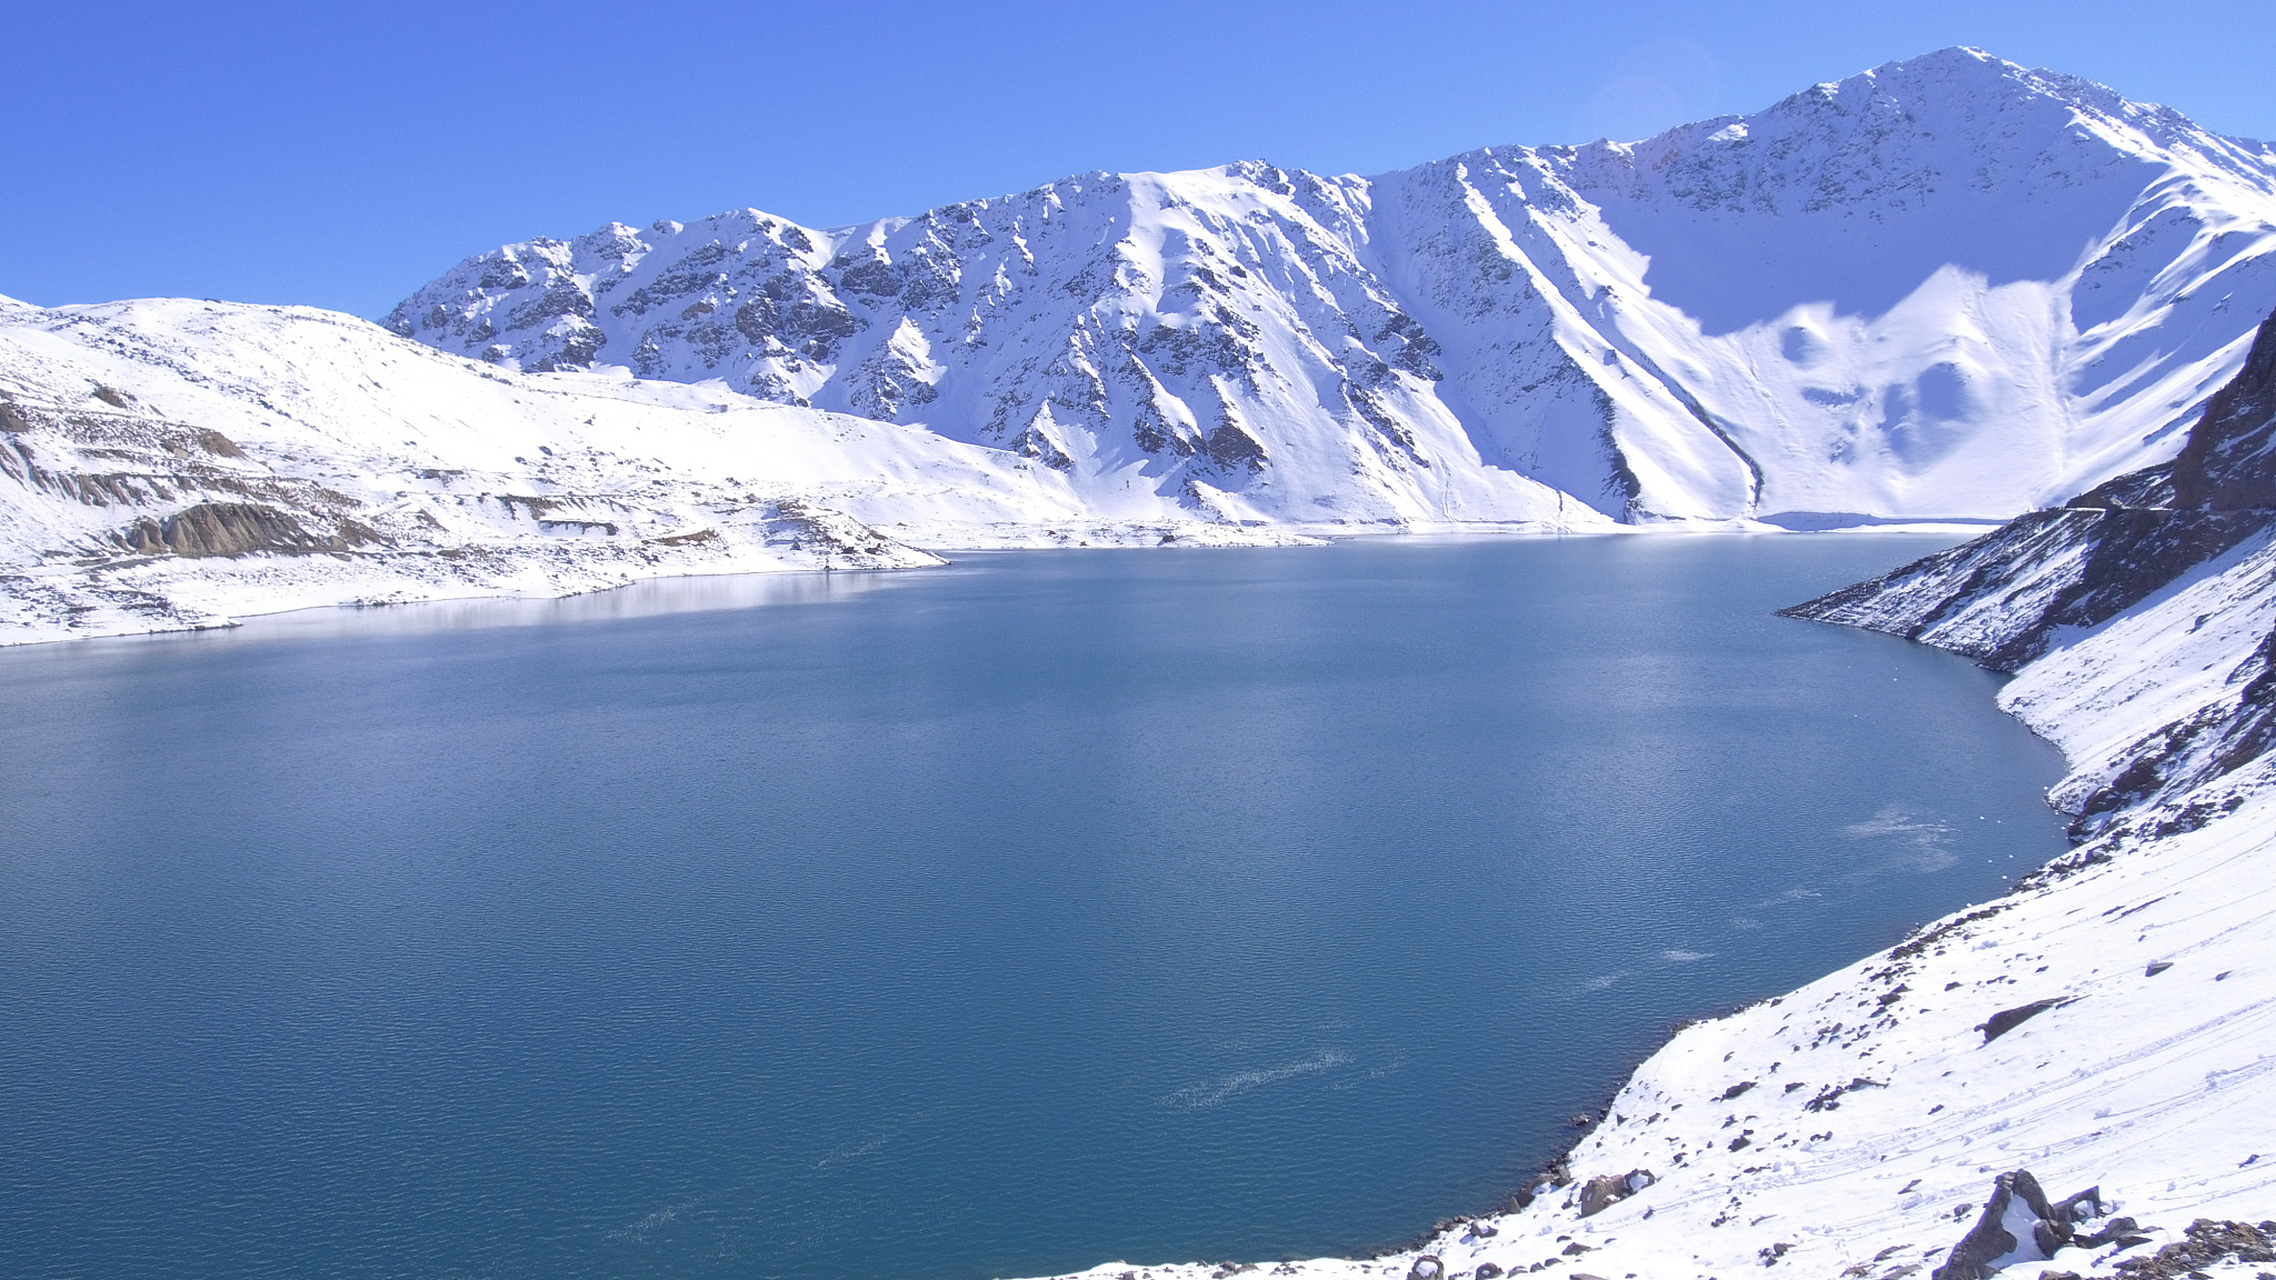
387, 53, 2276, 526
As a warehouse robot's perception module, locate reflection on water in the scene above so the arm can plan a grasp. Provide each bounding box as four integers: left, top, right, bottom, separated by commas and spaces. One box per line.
220, 568, 903, 644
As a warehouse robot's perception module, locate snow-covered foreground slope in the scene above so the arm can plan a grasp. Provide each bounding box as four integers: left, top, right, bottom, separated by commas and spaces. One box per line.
1014, 322, 2276, 1280
392, 48, 2276, 525
5, 296, 1469, 644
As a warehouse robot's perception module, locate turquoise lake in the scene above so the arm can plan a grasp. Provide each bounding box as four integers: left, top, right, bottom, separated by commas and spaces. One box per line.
0, 534, 2070, 1279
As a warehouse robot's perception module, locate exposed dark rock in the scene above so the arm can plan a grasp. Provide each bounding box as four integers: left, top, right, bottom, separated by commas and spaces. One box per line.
2171, 310, 2276, 512
1804, 1077, 1886, 1110
1376, 312, 1445, 380
1204, 422, 1268, 472
1475, 1263, 1504, 1279
1576, 1169, 1654, 1217
1891, 905, 2011, 962
1512, 1157, 1574, 1210
1008, 425, 1075, 471
2145, 961, 2174, 977
2110, 1218, 2276, 1279
2073, 1214, 2143, 1249
1408, 1255, 1445, 1280
1778, 507, 2266, 672
733, 288, 865, 362
506, 282, 595, 332
833, 253, 903, 300
525, 324, 603, 373
192, 429, 244, 458
1932, 1169, 2102, 1280
1978, 999, 2075, 1043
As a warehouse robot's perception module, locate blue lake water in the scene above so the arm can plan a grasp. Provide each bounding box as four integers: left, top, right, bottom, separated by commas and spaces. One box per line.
0, 535, 2070, 1280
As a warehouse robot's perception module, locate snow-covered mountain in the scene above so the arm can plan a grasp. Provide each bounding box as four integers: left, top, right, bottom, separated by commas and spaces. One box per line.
0, 296, 1371, 643
1008, 309, 2276, 1280
9, 46, 2274, 644
391, 47, 2276, 525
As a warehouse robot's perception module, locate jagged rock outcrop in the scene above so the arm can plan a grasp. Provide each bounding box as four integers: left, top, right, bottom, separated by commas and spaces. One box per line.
1574, 1170, 1654, 1218
1930, 1170, 2108, 1280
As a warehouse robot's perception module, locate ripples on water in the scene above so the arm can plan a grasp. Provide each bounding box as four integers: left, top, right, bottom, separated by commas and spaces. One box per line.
0, 536, 2069, 1280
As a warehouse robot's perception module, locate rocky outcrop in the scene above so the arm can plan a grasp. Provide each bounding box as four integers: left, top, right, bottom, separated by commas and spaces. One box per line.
2103, 1218, 2276, 1278
1574, 1170, 1653, 1218
2171, 311, 2276, 512
1975, 998, 2075, 1043
1779, 505, 2267, 671
117, 501, 376, 557
764, 499, 938, 569
1930, 1170, 2113, 1280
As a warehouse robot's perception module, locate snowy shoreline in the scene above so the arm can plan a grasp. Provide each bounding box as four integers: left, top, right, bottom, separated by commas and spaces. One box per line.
0, 517, 2000, 651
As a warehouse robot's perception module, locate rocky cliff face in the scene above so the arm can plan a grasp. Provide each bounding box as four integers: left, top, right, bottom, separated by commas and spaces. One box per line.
389, 48, 2276, 526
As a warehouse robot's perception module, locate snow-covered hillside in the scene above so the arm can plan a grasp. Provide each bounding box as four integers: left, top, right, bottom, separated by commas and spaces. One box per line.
2, 296, 1433, 644
392, 47, 2276, 525
1009, 314, 2276, 1280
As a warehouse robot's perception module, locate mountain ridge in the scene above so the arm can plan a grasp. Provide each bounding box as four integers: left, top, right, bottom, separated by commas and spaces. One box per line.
387, 47, 2276, 526
11, 47, 2276, 645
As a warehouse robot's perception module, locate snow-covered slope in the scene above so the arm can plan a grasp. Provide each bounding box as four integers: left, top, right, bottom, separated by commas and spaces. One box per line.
391, 48, 2276, 525
1, 296, 1421, 644
1014, 315, 2276, 1280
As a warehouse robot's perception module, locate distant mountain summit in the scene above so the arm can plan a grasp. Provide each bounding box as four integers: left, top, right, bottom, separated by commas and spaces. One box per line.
390, 47, 2276, 524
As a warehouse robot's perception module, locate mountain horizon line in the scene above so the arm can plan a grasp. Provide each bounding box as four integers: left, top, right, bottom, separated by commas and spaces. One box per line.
392, 44, 2262, 306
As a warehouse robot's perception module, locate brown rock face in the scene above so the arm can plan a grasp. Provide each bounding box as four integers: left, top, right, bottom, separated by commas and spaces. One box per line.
118, 503, 367, 558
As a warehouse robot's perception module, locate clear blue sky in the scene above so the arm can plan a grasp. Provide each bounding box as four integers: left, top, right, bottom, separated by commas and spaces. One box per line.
5, 1, 2270, 319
